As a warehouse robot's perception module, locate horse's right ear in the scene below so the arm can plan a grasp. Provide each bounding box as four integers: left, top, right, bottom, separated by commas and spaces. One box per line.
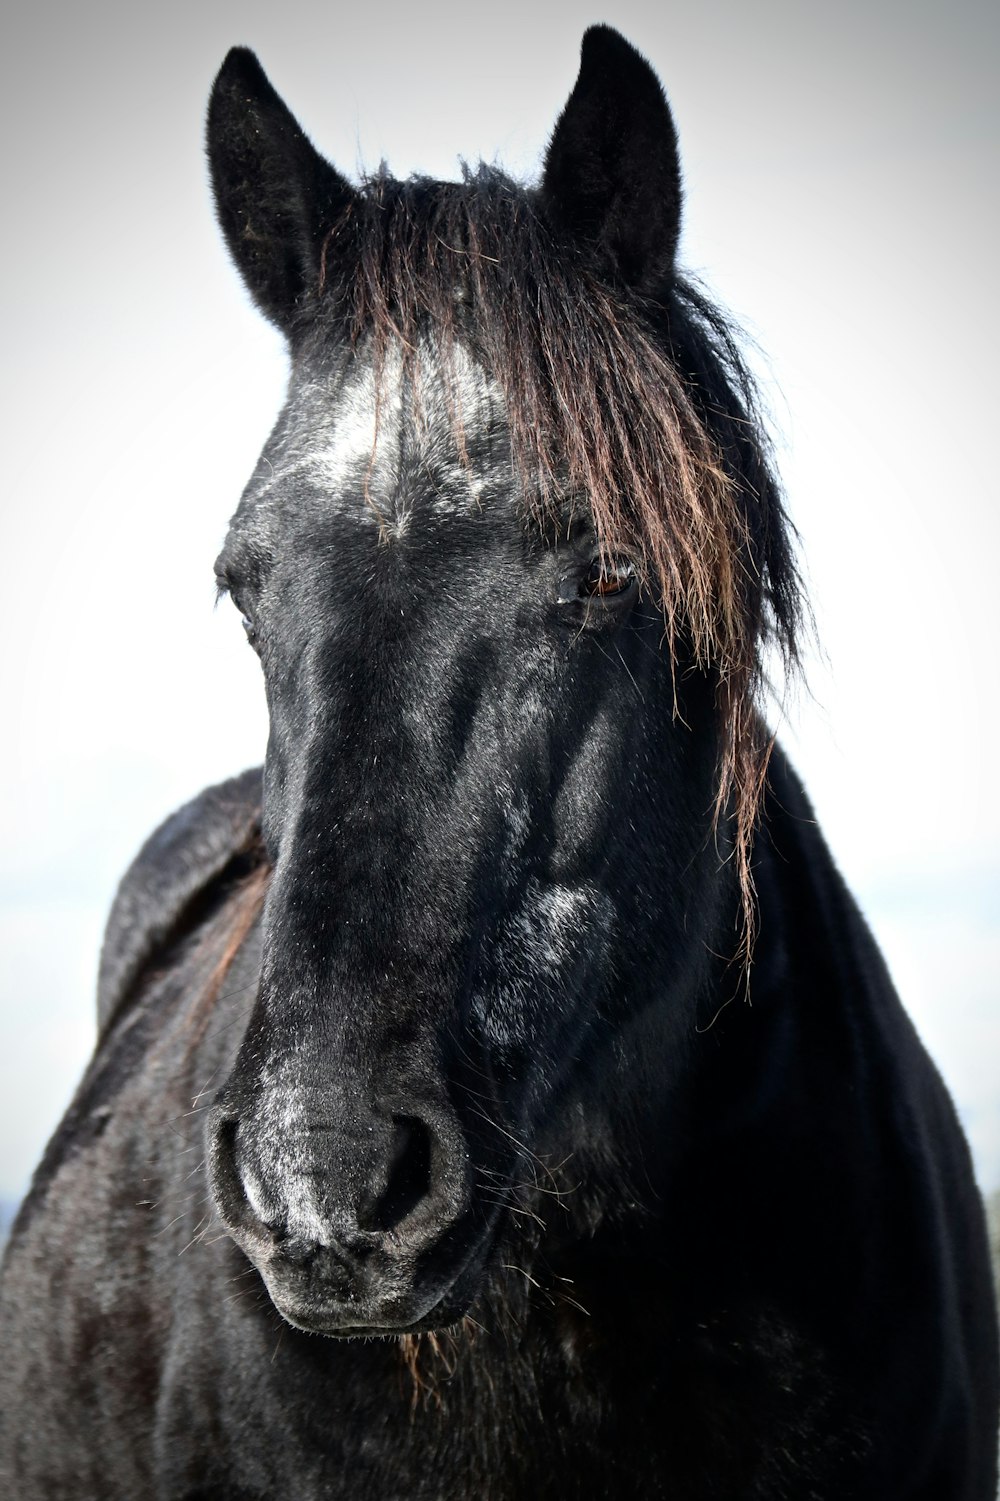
207, 49, 356, 334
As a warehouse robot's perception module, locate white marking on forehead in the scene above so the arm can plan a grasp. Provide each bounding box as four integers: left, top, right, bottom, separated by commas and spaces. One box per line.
249, 340, 508, 535
304, 357, 403, 504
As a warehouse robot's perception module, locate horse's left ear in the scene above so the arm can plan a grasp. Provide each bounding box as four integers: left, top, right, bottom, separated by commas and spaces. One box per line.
540, 27, 682, 291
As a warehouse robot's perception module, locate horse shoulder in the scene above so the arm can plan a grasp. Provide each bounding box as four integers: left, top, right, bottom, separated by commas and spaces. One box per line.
96, 767, 263, 1034
0, 772, 269, 1497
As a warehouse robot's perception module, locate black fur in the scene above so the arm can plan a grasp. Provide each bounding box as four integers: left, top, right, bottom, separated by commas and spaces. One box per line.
96, 768, 262, 1034
1, 25, 996, 1500
207, 47, 355, 330
541, 26, 683, 288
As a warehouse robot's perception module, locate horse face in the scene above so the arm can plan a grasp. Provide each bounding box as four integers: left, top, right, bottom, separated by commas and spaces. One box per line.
205, 35, 726, 1336
207, 333, 720, 1335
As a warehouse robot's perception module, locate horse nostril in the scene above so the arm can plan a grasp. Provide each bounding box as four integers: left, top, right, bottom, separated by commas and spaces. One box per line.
210, 1117, 251, 1219
356, 1115, 433, 1233
209, 1114, 280, 1245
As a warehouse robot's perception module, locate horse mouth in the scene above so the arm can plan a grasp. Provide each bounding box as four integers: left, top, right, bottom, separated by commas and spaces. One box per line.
249, 1208, 501, 1339
270, 1289, 468, 1339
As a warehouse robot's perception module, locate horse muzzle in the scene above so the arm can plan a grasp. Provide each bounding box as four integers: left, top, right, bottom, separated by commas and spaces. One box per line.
206, 1087, 488, 1335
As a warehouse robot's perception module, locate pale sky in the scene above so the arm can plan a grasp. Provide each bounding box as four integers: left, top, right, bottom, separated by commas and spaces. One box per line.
1, 0, 997, 1200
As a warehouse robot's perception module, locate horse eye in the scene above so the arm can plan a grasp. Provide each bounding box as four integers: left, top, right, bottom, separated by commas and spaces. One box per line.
581, 557, 637, 599
232, 599, 257, 646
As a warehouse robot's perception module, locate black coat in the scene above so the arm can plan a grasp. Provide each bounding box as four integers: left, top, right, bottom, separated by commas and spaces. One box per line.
1, 752, 995, 1499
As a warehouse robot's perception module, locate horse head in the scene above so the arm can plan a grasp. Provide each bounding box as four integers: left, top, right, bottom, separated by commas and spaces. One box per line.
205, 28, 798, 1337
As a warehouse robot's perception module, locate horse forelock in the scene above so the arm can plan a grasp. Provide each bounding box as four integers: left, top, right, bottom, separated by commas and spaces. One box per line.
310, 165, 804, 954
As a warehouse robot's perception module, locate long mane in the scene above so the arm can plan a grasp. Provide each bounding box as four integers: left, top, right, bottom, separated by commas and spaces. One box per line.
315, 164, 804, 950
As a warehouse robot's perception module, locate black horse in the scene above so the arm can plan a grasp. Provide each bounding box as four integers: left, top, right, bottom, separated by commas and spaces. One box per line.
1, 26, 996, 1499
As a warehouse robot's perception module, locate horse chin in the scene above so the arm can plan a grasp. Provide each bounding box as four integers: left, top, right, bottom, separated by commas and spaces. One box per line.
251, 1218, 497, 1340
271, 1289, 475, 1340
261, 1266, 480, 1338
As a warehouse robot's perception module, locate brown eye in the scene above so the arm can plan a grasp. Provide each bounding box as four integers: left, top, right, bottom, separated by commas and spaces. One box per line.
581, 557, 637, 598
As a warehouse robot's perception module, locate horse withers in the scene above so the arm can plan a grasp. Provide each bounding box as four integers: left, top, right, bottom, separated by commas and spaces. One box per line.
1, 25, 996, 1499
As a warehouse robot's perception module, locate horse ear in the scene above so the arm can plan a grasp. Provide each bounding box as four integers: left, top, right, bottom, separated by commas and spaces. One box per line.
207, 48, 356, 333
540, 26, 682, 290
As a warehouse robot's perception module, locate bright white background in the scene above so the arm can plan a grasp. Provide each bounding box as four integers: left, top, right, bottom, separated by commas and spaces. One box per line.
1, 0, 997, 1204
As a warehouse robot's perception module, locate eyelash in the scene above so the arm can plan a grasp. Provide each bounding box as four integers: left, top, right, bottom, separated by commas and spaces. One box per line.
216, 580, 258, 648
235, 602, 257, 646
580, 556, 637, 598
